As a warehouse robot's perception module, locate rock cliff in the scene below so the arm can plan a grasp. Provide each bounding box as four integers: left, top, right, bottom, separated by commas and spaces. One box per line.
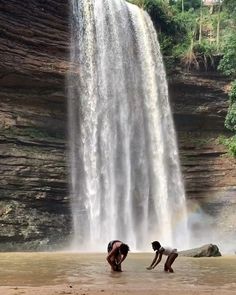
0, 0, 235, 250
169, 72, 236, 246
0, 0, 71, 250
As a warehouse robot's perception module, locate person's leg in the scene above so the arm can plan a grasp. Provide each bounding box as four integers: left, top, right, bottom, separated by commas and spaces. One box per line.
164, 255, 171, 272
116, 264, 122, 272
114, 253, 122, 272
109, 257, 117, 271
107, 242, 116, 271
165, 253, 178, 272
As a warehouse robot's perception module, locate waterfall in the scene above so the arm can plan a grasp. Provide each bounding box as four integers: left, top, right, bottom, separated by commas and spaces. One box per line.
68, 0, 189, 251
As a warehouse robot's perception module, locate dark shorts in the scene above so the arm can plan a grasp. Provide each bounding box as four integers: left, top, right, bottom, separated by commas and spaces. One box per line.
107, 240, 121, 253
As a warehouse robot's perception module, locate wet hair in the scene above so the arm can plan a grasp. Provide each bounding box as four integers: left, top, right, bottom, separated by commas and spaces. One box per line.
119, 243, 130, 255
152, 241, 161, 251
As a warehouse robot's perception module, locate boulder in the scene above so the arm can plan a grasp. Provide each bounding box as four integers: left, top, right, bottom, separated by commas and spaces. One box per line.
179, 244, 222, 257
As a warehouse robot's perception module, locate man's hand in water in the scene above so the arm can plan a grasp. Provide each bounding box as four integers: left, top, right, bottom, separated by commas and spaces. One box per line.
146, 266, 153, 270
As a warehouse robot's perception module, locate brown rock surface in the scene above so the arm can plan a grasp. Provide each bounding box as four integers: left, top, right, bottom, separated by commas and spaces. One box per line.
169, 72, 236, 243
0, 0, 71, 250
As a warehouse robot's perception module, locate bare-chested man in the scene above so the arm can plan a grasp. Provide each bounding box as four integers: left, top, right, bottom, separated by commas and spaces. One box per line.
106, 240, 130, 272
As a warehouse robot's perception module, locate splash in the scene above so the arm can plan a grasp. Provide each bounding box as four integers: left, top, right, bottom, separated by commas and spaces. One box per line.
67, 0, 189, 251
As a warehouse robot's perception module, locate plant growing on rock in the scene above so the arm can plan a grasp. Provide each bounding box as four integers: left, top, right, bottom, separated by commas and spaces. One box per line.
225, 81, 236, 131
221, 81, 236, 157
218, 34, 236, 77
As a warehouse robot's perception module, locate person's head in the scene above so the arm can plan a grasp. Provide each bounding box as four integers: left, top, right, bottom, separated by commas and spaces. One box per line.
119, 243, 130, 255
152, 241, 161, 251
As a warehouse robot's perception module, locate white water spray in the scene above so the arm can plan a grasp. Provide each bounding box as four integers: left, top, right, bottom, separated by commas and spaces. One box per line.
68, 0, 189, 251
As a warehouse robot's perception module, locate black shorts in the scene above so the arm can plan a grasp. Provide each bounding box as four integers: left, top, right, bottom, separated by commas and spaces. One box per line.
107, 240, 121, 252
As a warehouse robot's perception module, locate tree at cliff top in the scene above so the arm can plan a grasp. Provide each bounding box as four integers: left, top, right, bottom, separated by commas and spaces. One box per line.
128, 0, 235, 72
218, 0, 236, 77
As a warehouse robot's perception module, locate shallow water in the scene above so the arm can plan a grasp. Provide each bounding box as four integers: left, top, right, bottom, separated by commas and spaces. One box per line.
0, 253, 235, 292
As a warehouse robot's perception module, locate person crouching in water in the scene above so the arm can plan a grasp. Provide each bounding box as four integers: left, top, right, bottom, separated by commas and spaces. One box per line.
146, 241, 178, 273
107, 240, 130, 272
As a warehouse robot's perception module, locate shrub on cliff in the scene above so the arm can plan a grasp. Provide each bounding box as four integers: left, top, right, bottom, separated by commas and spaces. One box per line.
221, 81, 236, 157
218, 34, 236, 77
225, 81, 236, 131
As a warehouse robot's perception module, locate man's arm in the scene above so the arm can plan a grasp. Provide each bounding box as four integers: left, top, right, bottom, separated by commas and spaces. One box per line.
106, 247, 117, 266
116, 253, 127, 265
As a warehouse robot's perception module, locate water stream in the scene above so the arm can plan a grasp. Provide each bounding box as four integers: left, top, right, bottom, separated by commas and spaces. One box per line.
68, 0, 189, 251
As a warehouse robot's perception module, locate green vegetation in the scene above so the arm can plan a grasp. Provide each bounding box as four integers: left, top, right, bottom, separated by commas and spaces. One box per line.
221, 81, 236, 157
217, 0, 236, 77
218, 135, 236, 157
218, 34, 236, 77
225, 81, 236, 131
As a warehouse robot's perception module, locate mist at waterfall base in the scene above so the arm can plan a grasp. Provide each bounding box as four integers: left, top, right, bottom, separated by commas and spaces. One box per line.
67, 0, 218, 253
187, 194, 236, 254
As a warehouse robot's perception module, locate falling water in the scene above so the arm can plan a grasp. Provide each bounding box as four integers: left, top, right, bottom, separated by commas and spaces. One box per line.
68, 0, 189, 251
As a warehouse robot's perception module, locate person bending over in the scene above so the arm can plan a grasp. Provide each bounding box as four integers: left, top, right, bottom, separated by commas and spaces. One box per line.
107, 240, 130, 272
146, 241, 178, 273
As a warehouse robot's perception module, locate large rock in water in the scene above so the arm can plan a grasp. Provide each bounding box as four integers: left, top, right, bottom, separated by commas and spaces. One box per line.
179, 244, 222, 257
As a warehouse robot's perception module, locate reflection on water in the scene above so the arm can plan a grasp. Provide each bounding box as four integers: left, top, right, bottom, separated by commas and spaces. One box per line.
0, 253, 236, 292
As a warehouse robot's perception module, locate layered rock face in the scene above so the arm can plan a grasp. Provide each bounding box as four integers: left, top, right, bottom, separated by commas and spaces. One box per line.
169, 73, 236, 249
0, 1, 235, 250
0, 0, 71, 250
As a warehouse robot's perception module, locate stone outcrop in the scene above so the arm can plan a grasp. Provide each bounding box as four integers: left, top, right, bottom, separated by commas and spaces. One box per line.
179, 244, 222, 257
0, 1, 235, 250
